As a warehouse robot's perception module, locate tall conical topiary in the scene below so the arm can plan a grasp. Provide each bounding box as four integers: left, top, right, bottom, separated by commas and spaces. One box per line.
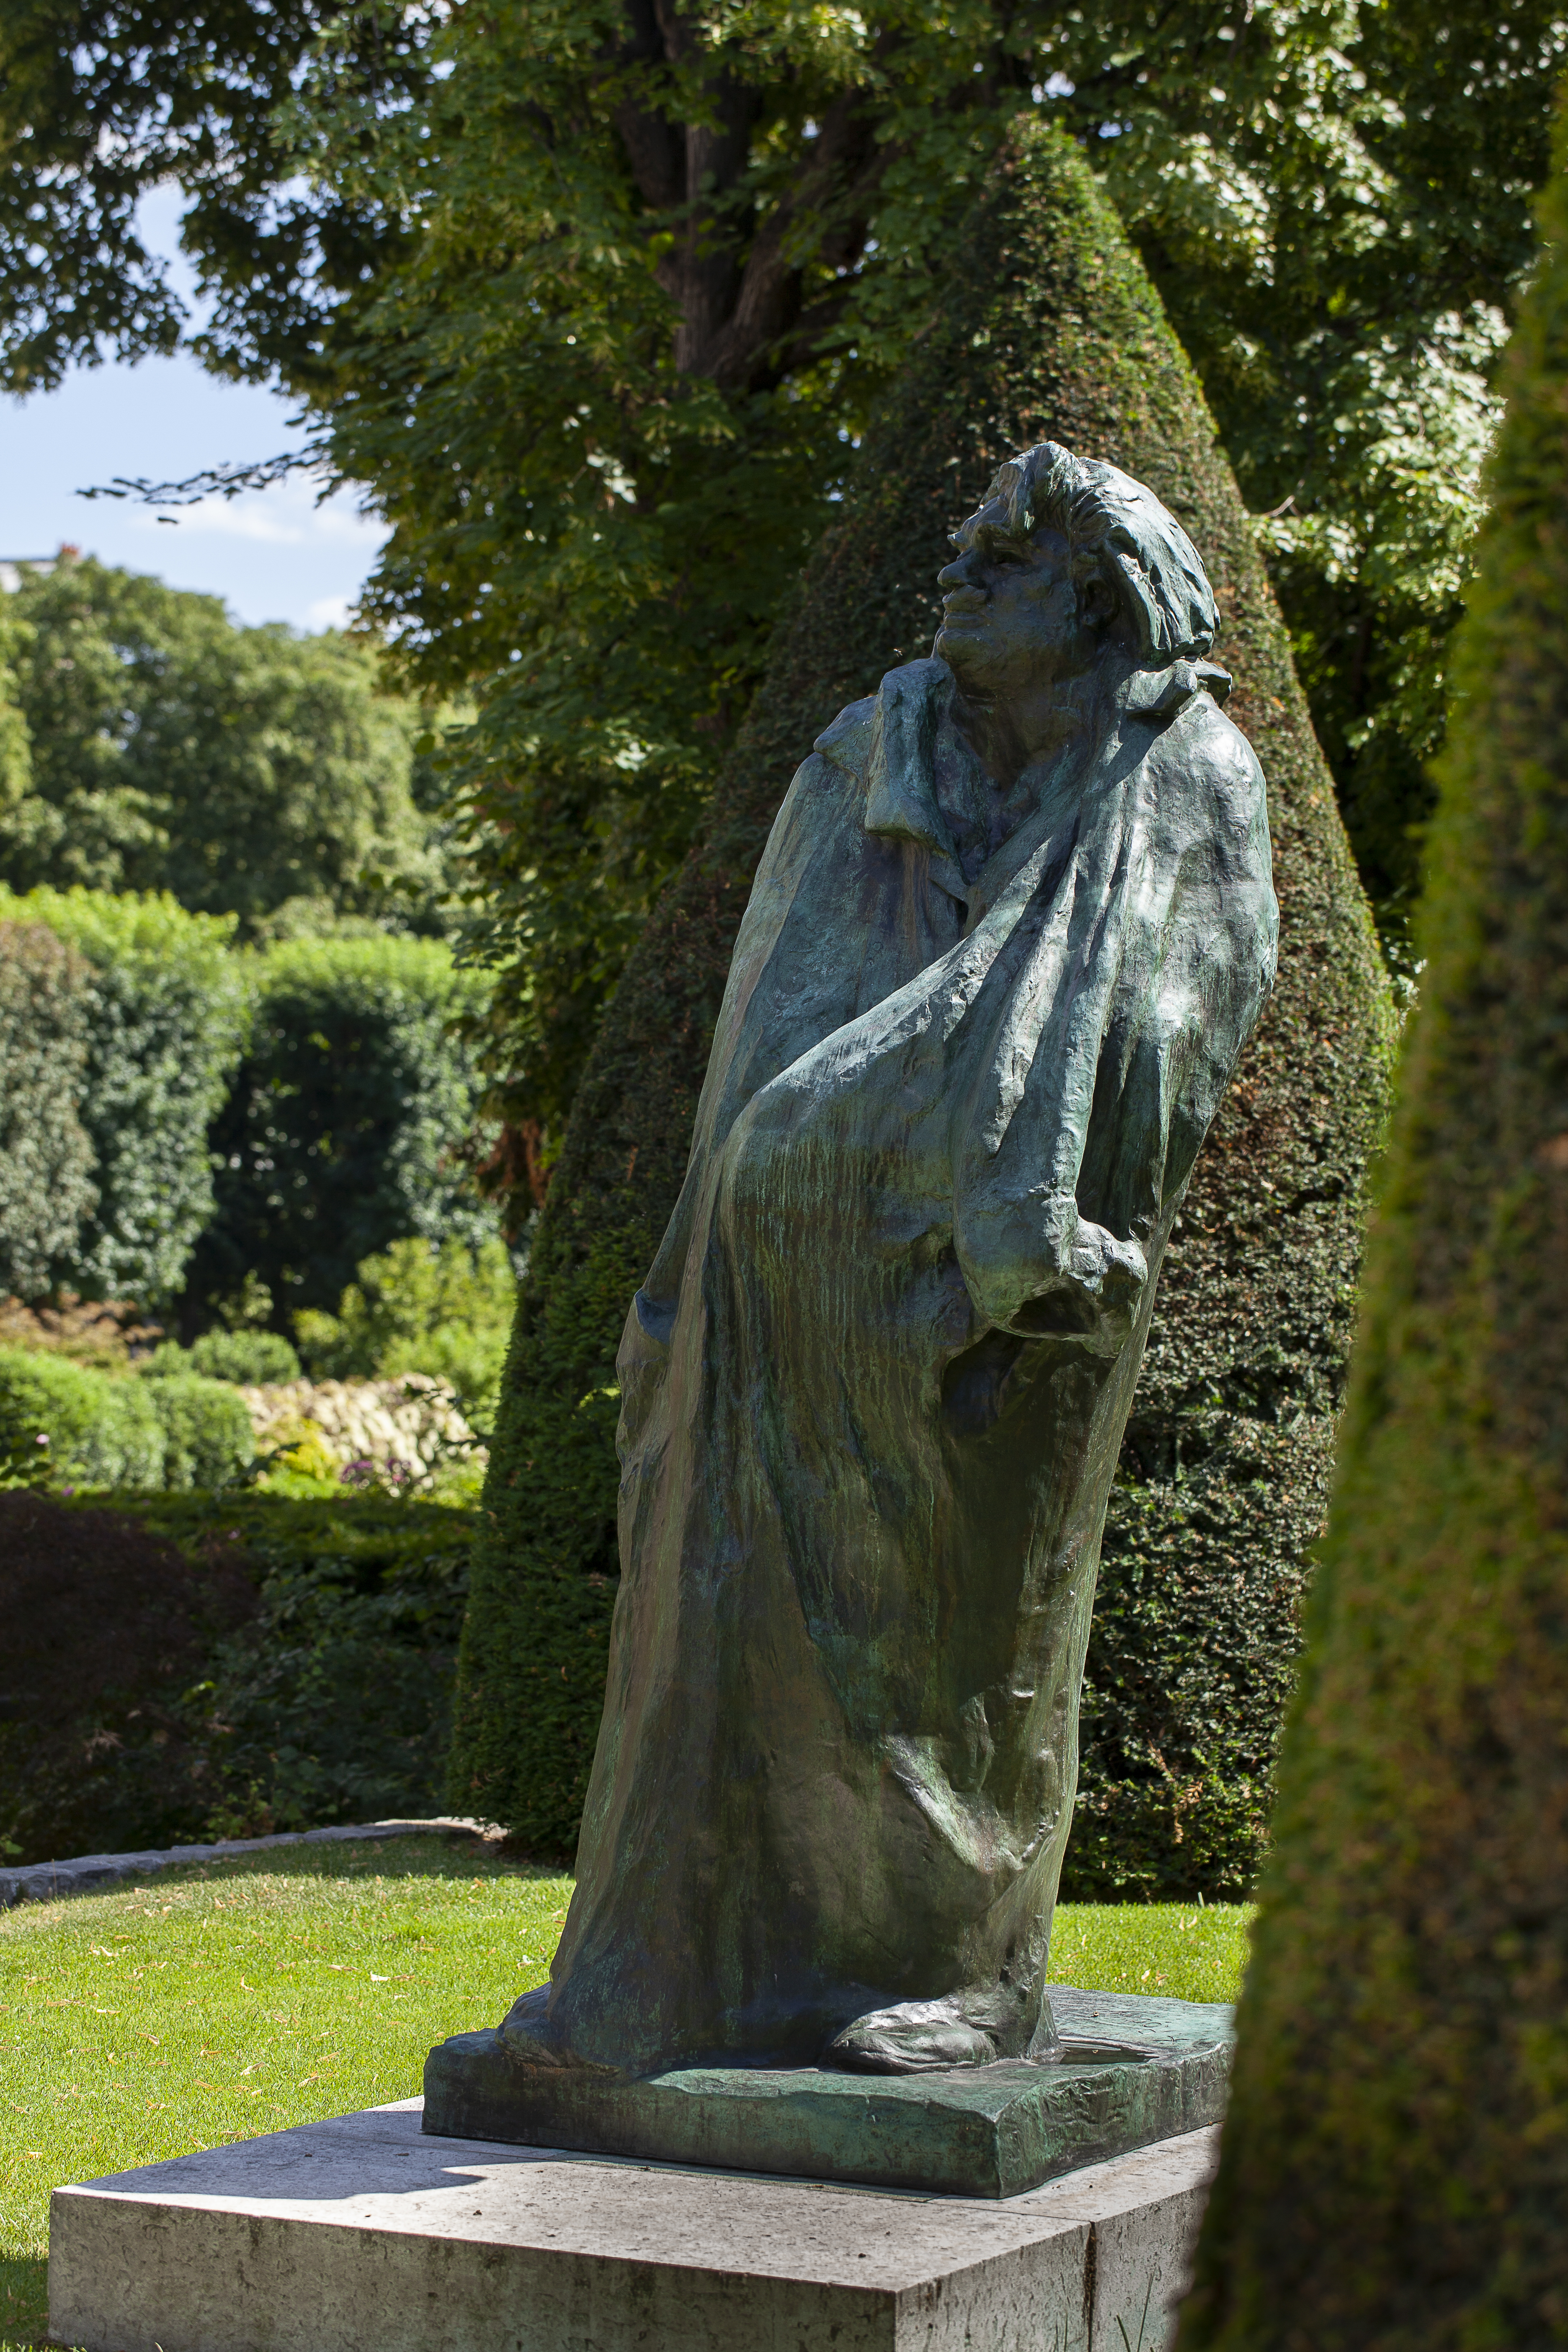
451, 118, 1392, 1875
1179, 103, 1568, 2352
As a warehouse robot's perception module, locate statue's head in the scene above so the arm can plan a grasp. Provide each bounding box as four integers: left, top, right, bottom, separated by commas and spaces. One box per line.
933, 443, 1218, 709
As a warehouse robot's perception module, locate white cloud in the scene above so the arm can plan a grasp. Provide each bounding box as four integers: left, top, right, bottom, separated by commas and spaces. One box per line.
307, 593, 356, 631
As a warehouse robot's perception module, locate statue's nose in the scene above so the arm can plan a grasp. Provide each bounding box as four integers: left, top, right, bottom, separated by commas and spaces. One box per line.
938, 554, 977, 592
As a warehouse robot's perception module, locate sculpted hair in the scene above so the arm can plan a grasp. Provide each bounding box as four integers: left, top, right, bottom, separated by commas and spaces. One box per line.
987, 441, 1220, 665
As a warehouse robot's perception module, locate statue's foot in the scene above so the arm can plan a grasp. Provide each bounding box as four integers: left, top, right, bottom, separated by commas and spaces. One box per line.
825, 1995, 1158, 2076
499, 1984, 618, 2074
825, 1998, 1008, 2075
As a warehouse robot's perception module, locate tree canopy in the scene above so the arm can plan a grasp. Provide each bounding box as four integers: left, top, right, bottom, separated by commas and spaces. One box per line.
0, 557, 450, 931
4, 3, 1561, 1175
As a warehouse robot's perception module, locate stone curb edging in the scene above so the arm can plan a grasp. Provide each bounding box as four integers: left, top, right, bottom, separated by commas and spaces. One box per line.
0, 1817, 496, 1910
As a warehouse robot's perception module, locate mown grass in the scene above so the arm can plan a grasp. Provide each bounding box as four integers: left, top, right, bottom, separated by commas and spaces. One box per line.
0, 1836, 1252, 2348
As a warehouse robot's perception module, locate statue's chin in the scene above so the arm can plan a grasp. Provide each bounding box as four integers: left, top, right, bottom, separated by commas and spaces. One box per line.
931, 624, 994, 692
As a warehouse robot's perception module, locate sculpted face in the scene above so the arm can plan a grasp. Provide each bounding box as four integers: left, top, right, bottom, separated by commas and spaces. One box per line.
933, 494, 1121, 784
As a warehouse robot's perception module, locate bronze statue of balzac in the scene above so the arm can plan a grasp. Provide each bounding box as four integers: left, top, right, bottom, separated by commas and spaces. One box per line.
505, 443, 1278, 2078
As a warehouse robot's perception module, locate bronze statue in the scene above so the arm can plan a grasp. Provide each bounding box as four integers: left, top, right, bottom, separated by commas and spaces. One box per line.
501, 443, 1277, 2079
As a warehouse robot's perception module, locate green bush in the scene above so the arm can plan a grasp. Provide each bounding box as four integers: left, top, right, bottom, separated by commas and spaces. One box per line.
147, 1329, 302, 1384
10, 1490, 475, 1854
140, 1372, 255, 1489
0, 1344, 164, 1488
0, 1346, 254, 1491
193, 1515, 471, 1833
187, 935, 498, 1325
0, 886, 248, 1305
295, 1236, 516, 1424
0, 920, 95, 1299
1180, 100, 1568, 2347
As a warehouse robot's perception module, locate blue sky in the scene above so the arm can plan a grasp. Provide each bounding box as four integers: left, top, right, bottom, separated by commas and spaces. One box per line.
0, 187, 389, 633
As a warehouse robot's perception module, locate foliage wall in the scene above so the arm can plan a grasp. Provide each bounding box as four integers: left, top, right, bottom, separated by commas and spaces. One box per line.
0, 1491, 470, 1865
0, 1346, 254, 1491
451, 119, 1393, 1891
0, 920, 95, 1301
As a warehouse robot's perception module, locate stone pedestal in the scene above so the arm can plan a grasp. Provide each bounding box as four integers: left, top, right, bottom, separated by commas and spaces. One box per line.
49, 2096, 1219, 2352
424, 1987, 1233, 2199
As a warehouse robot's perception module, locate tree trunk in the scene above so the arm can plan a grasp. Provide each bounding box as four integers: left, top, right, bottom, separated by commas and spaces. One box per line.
449, 118, 1392, 1882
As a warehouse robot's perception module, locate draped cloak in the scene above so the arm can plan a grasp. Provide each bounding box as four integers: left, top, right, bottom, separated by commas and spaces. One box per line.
533, 653, 1278, 2076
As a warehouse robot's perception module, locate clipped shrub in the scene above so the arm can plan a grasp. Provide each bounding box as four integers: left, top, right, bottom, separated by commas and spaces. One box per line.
141, 1372, 255, 1489
188, 935, 498, 1325
192, 1510, 472, 1834
1180, 103, 1568, 2350
146, 1329, 303, 1384
452, 118, 1391, 1875
294, 1235, 517, 1424
80, 1496, 470, 1844
0, 1344, 164, 1488
0, 920, 96, 1299
0, 886, 248, 1305
0, 1490, 259, 1864
192, 1328, 301, 1384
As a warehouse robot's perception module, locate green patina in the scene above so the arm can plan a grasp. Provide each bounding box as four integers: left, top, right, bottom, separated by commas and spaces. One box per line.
423, 1988, 1232, 2200
452, 120, 1392, 1894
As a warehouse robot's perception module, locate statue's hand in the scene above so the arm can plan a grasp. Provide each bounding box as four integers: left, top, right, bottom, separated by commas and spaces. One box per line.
1006, 1219, 1147, 1345
1068, 1220, 1148, 1306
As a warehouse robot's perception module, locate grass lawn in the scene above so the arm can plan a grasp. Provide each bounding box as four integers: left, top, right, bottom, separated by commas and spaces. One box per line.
0, 1835, 1252, 2349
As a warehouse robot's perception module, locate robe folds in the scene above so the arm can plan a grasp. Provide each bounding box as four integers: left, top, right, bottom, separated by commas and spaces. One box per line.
536, 653, 1278, 2076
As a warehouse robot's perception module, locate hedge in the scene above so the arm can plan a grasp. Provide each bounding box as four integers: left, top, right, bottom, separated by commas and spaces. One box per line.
0, 1490, 472, 1864
0, 921, 95, 1300
184, 1329, 302, 1384
1180, 101, 1568, 2352
0, 1490, 258, 1864
146, 1329, 304, 1384
451, 117, 1393, 1886
138, 1371, 255, 1490
186, 934, 498, 1326
0, 885, 247, 1305
0, 1346, 165, 1488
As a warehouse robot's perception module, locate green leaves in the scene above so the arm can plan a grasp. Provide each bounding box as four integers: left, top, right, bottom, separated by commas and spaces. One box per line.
0, 920, 97, 1302
188, 933, 500, 1324
294, 1234, 518, 1426
1086, 1, 1568, 952
0, 558, 450, 931
6, 3, 1566, 1154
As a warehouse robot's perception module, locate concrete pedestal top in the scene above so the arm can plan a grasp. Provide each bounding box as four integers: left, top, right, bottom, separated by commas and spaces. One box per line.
49, 2094, 1220, 2352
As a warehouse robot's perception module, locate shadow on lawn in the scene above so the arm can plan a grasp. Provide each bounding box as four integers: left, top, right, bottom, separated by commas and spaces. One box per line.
1, 2248, 49, 2349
